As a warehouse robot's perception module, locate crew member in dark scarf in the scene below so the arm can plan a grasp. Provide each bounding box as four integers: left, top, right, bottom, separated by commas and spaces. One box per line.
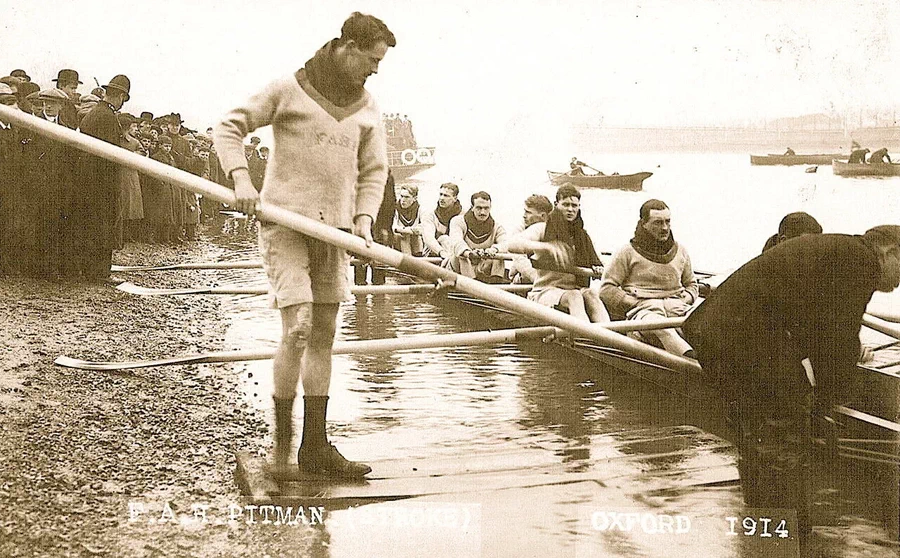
504, 184, 608, 322
393, 184, 423, 255
448, 191, 507, 281
540, 204, 603, 288
421, 182, 462, 258
433, 192, 462, 236
598, 199, 698, 356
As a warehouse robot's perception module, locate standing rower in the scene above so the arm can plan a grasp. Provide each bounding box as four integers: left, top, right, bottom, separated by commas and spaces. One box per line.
213, 12, 395, 478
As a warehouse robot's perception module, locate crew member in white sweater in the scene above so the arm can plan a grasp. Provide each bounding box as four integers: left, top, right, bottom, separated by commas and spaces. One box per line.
213, 12, 395, 479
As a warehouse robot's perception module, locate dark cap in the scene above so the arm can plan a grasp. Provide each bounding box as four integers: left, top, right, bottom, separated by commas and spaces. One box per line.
167, 113, 182, 124
10, 69, 30, 81
140, 111, 153, 121
102, 74, 131, 102
778, 212, 822, 240
250, 136, 261, 144
52, 69, 82, 85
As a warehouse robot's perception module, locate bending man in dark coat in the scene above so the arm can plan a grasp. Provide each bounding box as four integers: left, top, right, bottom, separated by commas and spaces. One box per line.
683, 226, 900, 537
62, 75, 130, 279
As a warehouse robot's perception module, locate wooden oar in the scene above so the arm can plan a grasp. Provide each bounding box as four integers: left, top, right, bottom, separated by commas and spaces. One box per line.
111, 256, 443, 272
115, 282, 534, 296
112, 261, 263, 272
56, 325, 568, 371
55, 315, 693, 371
0, 104, 699, 376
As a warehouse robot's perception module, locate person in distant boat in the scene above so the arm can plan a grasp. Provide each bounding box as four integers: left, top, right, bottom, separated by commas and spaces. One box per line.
784, 147, 796, 156
447, 191, 508, 282
392, 184, 423, 256
506, 194, 553, 283
598, 199, 698, 358
761, 211, 822, 253
506, 184, 609, 322
569, 157, 586, 175
420, 182, 462, 259
213, 12, 395, 480
848, 147, 870, 164
682, 226, 898, 539
869, 147, 892, 164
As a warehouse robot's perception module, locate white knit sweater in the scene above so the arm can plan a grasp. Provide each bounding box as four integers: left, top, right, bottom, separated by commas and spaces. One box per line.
213, 70, 387, 228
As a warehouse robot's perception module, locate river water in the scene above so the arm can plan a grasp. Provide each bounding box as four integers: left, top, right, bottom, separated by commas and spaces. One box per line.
202, 151, 899, 557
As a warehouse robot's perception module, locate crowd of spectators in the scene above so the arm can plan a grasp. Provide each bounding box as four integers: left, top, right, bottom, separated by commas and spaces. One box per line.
0, 67, 268, 280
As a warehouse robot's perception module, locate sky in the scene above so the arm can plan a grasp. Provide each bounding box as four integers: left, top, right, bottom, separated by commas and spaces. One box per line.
2, 0, 898, 151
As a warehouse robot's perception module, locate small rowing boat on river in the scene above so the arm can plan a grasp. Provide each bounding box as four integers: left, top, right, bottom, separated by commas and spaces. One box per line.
833, 160, 900, 177
750, 153, 847, 166
546, 170, 652, 191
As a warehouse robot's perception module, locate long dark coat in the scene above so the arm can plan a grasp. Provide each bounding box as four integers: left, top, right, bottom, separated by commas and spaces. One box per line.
683, 233, 881, 409
61, 100, 122, 277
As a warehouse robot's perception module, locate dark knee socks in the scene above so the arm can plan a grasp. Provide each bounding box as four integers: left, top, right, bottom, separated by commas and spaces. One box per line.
300, 395, 329, 449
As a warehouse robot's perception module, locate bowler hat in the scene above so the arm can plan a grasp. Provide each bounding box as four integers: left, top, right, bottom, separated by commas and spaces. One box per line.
52, 69, 82, 85
167, 113, 183, 124
140, 111, 153, 121
10, 69, 30, 81
102, 74, 131, 102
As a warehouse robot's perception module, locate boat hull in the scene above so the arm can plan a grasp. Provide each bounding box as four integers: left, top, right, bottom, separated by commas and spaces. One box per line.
547, 170, 652, 191
832, 160, 900, 177
750, 154, 847, 166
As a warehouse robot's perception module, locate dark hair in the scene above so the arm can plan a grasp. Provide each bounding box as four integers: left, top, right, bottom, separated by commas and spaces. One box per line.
471, 191, 491, 204
639, 199, 669, 221
525, 194, 553, 214
555, 183, 581, 202
439, 182, 459, 197
339, 12, 396, 50
778, 212, 822, 239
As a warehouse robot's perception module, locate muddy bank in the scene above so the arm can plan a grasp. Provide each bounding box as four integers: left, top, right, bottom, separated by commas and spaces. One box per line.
0, 239, 324, 557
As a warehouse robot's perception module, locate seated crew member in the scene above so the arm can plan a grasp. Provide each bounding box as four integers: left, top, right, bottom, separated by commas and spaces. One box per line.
392, 184, 423, 256
506, 184, 609, 322
420, 182, 462, 259
848, 147, 870, 164
598, 199, 698, 358
507, 194, 553, 283
761, 211, 823, 253
784, 147, 796, 156
447, 191, 507, 282
869, 147, 892, 164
